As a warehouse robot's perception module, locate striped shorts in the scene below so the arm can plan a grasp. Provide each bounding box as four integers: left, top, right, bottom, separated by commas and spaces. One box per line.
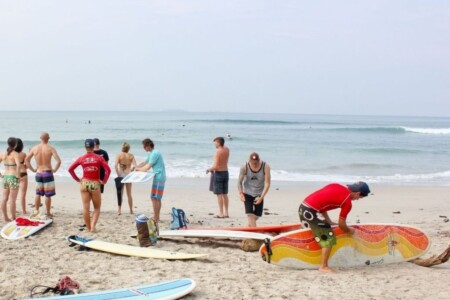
151, 181, 165, 200
35, 170, 56, 197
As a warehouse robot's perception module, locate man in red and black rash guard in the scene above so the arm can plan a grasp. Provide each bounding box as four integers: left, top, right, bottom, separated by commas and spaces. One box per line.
68, 139, 111, 232
298, 181, 371, 273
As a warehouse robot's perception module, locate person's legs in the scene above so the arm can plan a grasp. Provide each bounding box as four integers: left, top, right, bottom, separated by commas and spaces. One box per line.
1, 189, 11, 222
80, 188, 92, 232
90, 189, 102, 232
319, 247, 334, 273
19, 176, 28, 214
299, 203, 336, 272
151, 198, 161, 222
126, 183, 133, 214
34, 173, 43, 214
247, 214, 257, 227
222, 194, 229, 217
45, 197, 52, 217
9, 189, 19, 220
115, 177, 124, 215
216, 194, 225, 217
150, 181, 164, 222
42, 171, 56, 216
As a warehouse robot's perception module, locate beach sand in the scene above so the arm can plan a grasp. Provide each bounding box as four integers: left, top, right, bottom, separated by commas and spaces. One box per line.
1, 179, 449, 299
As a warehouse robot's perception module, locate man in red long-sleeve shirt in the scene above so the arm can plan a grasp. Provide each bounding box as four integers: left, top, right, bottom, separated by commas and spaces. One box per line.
299, 181, 371, 273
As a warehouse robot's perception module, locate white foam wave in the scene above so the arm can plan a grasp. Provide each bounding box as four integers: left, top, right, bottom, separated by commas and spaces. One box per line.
50, 165, 450, 186
402, 127, 450, 135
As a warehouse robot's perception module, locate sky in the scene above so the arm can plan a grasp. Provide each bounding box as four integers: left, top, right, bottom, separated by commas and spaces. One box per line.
0, 0, 449, 116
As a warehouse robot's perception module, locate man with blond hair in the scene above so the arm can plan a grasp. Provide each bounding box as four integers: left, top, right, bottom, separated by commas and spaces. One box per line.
25, 132, 61, 217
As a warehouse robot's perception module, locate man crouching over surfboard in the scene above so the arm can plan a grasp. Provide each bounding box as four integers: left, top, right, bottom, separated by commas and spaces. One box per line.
299, 181, 371, 273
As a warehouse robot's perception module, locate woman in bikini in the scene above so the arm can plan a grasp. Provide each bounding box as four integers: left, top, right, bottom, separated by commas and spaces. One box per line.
68, 139, 111, 232
114, 142, 137, 215
0, 137, 21, 222
15, 138, 29, 215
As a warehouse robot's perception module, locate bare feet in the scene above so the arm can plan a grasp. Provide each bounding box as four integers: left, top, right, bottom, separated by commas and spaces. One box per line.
318, 267, 335, 273
4, 218, 12, 222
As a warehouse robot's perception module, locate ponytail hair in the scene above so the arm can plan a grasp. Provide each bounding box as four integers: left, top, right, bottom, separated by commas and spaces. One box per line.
15, 138, 24, 153
7, 137, 17, 156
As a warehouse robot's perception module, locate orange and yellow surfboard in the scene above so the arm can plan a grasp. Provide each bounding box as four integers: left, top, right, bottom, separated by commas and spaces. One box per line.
259, 224, 430, 269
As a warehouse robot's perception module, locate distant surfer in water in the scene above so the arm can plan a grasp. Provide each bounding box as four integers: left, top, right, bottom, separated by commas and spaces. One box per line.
298, 181, 371, 273
68, 139, 111, 232
238, 152, 271, 227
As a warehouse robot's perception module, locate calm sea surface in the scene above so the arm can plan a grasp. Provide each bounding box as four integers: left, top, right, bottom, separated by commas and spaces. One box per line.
0, 111, 449, 186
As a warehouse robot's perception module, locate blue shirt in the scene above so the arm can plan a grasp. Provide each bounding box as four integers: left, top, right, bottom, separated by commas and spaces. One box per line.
144, 149, 166, 182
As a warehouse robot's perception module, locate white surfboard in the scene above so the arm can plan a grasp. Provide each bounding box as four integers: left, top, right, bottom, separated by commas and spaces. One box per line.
159, 229, 271, 240
1, 217, 53, 240
121, 171, 155, 183
67, 235, 208, 260
27, 278, 196, 300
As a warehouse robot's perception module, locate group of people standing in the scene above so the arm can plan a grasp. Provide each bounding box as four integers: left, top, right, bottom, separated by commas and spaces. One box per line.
1, 133, 61, 222
207, 136, 272, 227
0, 133, 167, 234
1, 132, 371, 273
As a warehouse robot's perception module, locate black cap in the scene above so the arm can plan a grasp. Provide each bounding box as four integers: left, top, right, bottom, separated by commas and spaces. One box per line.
347, 181, 371, 197
93, 138, 100, 146
85, 139, 95, 148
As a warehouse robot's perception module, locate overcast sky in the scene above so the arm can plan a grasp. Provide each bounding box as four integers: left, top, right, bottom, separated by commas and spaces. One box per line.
1, 1, 449, 116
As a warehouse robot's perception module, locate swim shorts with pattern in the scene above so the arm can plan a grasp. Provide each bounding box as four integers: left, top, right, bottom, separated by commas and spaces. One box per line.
35, 170, 56, 197
151, 181, 165, 200
3, 175, 19, 190
298, 203, 336, 248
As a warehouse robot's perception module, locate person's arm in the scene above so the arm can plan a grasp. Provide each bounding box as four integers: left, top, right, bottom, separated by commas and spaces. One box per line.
207, 152, 219, 173
25, 149, 36, 173
14, 152, 21, 178
338, 217, 355, 234
135, 162, 152, 172
237, 164, 246, 201
102, 159, 112, 184
131, 155, 137, 171
68, 159, 81, 182
135, 152, 154, 172
115, 154, 121, 175
321, 211, 336, 225
52, 147, 62, 173
255, 163, 272, 205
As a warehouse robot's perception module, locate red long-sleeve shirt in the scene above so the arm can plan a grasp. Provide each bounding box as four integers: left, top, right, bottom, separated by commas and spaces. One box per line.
68, 152, 111, 183
303, 183, 352, 220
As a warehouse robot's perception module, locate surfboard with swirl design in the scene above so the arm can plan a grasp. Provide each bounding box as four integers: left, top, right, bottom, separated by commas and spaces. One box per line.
259, 224, 430, 269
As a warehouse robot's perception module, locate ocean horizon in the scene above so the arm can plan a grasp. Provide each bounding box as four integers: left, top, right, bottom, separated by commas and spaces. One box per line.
0, 110, 449, 186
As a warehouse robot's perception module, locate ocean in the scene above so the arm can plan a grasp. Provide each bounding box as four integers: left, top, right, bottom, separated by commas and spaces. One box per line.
0, 111, 449, 186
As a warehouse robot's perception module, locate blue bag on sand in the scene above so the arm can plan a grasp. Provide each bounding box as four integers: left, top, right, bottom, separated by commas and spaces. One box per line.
170, 207, 189, 230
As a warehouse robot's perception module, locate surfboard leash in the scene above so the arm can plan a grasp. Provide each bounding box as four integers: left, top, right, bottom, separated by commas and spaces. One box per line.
263, 238, 273, 263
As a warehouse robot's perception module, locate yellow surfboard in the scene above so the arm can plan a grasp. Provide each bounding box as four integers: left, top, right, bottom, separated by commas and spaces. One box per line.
67, 235, 208, 260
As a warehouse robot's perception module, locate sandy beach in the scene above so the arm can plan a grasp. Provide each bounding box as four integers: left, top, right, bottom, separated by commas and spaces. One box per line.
1, 179, 449, 299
